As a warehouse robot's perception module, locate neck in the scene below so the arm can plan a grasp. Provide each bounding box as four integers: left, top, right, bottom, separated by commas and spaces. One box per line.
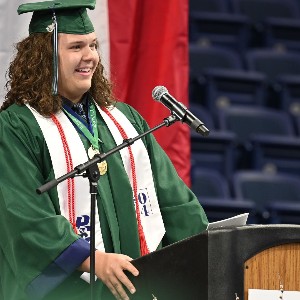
59, 92, 87, 104
61, 93, 88, 104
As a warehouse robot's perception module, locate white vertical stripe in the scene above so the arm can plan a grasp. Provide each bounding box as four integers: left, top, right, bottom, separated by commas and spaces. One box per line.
0, 0, 32, 103
89, 0, 110, 77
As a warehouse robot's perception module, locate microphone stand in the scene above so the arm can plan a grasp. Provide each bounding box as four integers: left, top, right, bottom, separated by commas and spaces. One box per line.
36, 114, 178, 300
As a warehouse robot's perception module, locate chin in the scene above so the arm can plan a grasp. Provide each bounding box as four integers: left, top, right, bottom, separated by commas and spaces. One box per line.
78, 84, 92, 94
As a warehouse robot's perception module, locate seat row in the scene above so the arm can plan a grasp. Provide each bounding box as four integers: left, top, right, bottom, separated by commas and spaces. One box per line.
189, 0, 300, 52
190, 105, 300, 178
191, 168, 300, 225
189, 44, 300, 117
190, 0, 300, 16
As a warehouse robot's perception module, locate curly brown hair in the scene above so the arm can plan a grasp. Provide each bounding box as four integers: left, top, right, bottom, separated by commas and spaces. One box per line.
1, 32, 115, 116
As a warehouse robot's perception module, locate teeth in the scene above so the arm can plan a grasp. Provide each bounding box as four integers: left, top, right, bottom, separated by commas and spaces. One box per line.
77, 68, 90, 72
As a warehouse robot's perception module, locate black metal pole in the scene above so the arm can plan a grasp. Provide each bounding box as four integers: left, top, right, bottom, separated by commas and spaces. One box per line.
84, 162, 100, 300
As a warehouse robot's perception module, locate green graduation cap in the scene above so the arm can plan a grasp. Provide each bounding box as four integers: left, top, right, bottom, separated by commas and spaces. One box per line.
17, 0, 96, 95
18, 0, 96, 34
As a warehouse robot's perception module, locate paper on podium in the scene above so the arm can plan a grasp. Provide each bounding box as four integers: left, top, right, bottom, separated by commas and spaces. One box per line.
207, 213, 249, 230
249, 289, 300, 299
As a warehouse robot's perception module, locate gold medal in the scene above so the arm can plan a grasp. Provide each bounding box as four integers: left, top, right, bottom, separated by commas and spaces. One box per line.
88, 146, 108, 176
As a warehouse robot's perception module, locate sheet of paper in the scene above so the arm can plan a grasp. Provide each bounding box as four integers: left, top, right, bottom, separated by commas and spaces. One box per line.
207, 213, 249, 230
249, 289, 300, 300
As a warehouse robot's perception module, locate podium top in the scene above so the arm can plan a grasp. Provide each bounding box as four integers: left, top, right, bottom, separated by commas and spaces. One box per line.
128, 224, 300, 300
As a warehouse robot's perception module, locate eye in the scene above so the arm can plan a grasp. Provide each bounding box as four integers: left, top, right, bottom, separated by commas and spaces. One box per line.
70, 44, 81, 50
90, 42, 98, 50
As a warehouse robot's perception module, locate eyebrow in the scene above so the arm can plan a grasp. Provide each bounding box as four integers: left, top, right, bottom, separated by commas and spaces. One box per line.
68, 38, 98, 45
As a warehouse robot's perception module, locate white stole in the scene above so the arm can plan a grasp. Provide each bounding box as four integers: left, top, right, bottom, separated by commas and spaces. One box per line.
27, 103, 165, 257
96, 104, 166, 252
27, 105, 104, 283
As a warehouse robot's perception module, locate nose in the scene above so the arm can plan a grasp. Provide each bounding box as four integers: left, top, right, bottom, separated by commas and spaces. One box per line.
82, 46, 96, 61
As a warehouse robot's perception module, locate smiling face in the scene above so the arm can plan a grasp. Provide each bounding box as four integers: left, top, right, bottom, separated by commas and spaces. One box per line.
58, 32, 99, 103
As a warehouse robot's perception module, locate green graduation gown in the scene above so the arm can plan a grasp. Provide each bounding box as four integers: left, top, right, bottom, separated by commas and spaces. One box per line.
0, 101, 208, 300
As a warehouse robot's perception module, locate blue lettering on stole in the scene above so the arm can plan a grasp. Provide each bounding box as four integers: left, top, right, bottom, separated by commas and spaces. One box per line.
76, 215, 91, 242
136, 188, 153, 217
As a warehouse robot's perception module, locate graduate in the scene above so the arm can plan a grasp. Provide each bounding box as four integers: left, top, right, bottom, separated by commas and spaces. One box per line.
0, 1, 208, 299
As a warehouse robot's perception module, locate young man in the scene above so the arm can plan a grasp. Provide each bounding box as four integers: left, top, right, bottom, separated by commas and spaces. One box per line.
0, 1, 208, 299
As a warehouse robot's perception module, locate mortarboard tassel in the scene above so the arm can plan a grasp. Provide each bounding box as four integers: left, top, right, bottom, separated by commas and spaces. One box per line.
47, 7, 58, 96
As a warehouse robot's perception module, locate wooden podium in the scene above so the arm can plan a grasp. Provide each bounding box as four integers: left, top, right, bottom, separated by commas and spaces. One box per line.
244, 243, 300, 300
128, 225, 300, 300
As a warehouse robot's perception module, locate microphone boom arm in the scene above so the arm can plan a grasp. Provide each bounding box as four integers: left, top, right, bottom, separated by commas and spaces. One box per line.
36, 113, 178, 195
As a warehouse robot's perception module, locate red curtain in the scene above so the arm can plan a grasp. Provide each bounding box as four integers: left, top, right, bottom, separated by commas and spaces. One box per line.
108, 0, 191, 186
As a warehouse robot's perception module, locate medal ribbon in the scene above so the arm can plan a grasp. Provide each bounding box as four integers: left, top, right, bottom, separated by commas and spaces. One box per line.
101, 107, 150, 256
63, 101, 99, 150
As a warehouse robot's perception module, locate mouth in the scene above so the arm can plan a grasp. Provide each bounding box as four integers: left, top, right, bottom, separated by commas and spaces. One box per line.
75, 67, 92, 74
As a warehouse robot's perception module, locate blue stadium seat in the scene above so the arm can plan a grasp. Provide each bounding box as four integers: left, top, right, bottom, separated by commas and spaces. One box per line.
231, 0, 300, 21
189, 104, 215, 130
295, 115, 300, 135
191, 129, 236, 178
190, 44, 242, 77
276, 74, 300, 118
268, 201, 300, 224
189, 12, 250, 52
217, 106, 298, 172
191, 167, 231, 198
189, 0, 229, 13
189, 104, 238, 178
233, 171, 300, 224
264, 18, 300, 51
189, 0, 249, 51
231, 0, 300, 47
245, 49, 300, 82
204, 68, 267, 111
189, 45, 267, 111
245, 49, 300, 108
198, 197, 257, 223
191, 167, 256, 223
218, 106, 294, 145
251, 134, 300, 176
189, 44, 242, 105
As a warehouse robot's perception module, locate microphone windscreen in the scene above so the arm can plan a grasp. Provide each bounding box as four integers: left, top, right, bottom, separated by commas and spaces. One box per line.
152, 86, 168, 101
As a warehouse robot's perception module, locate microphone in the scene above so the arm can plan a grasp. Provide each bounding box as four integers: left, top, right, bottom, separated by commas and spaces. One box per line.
152, 86, 209, 136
